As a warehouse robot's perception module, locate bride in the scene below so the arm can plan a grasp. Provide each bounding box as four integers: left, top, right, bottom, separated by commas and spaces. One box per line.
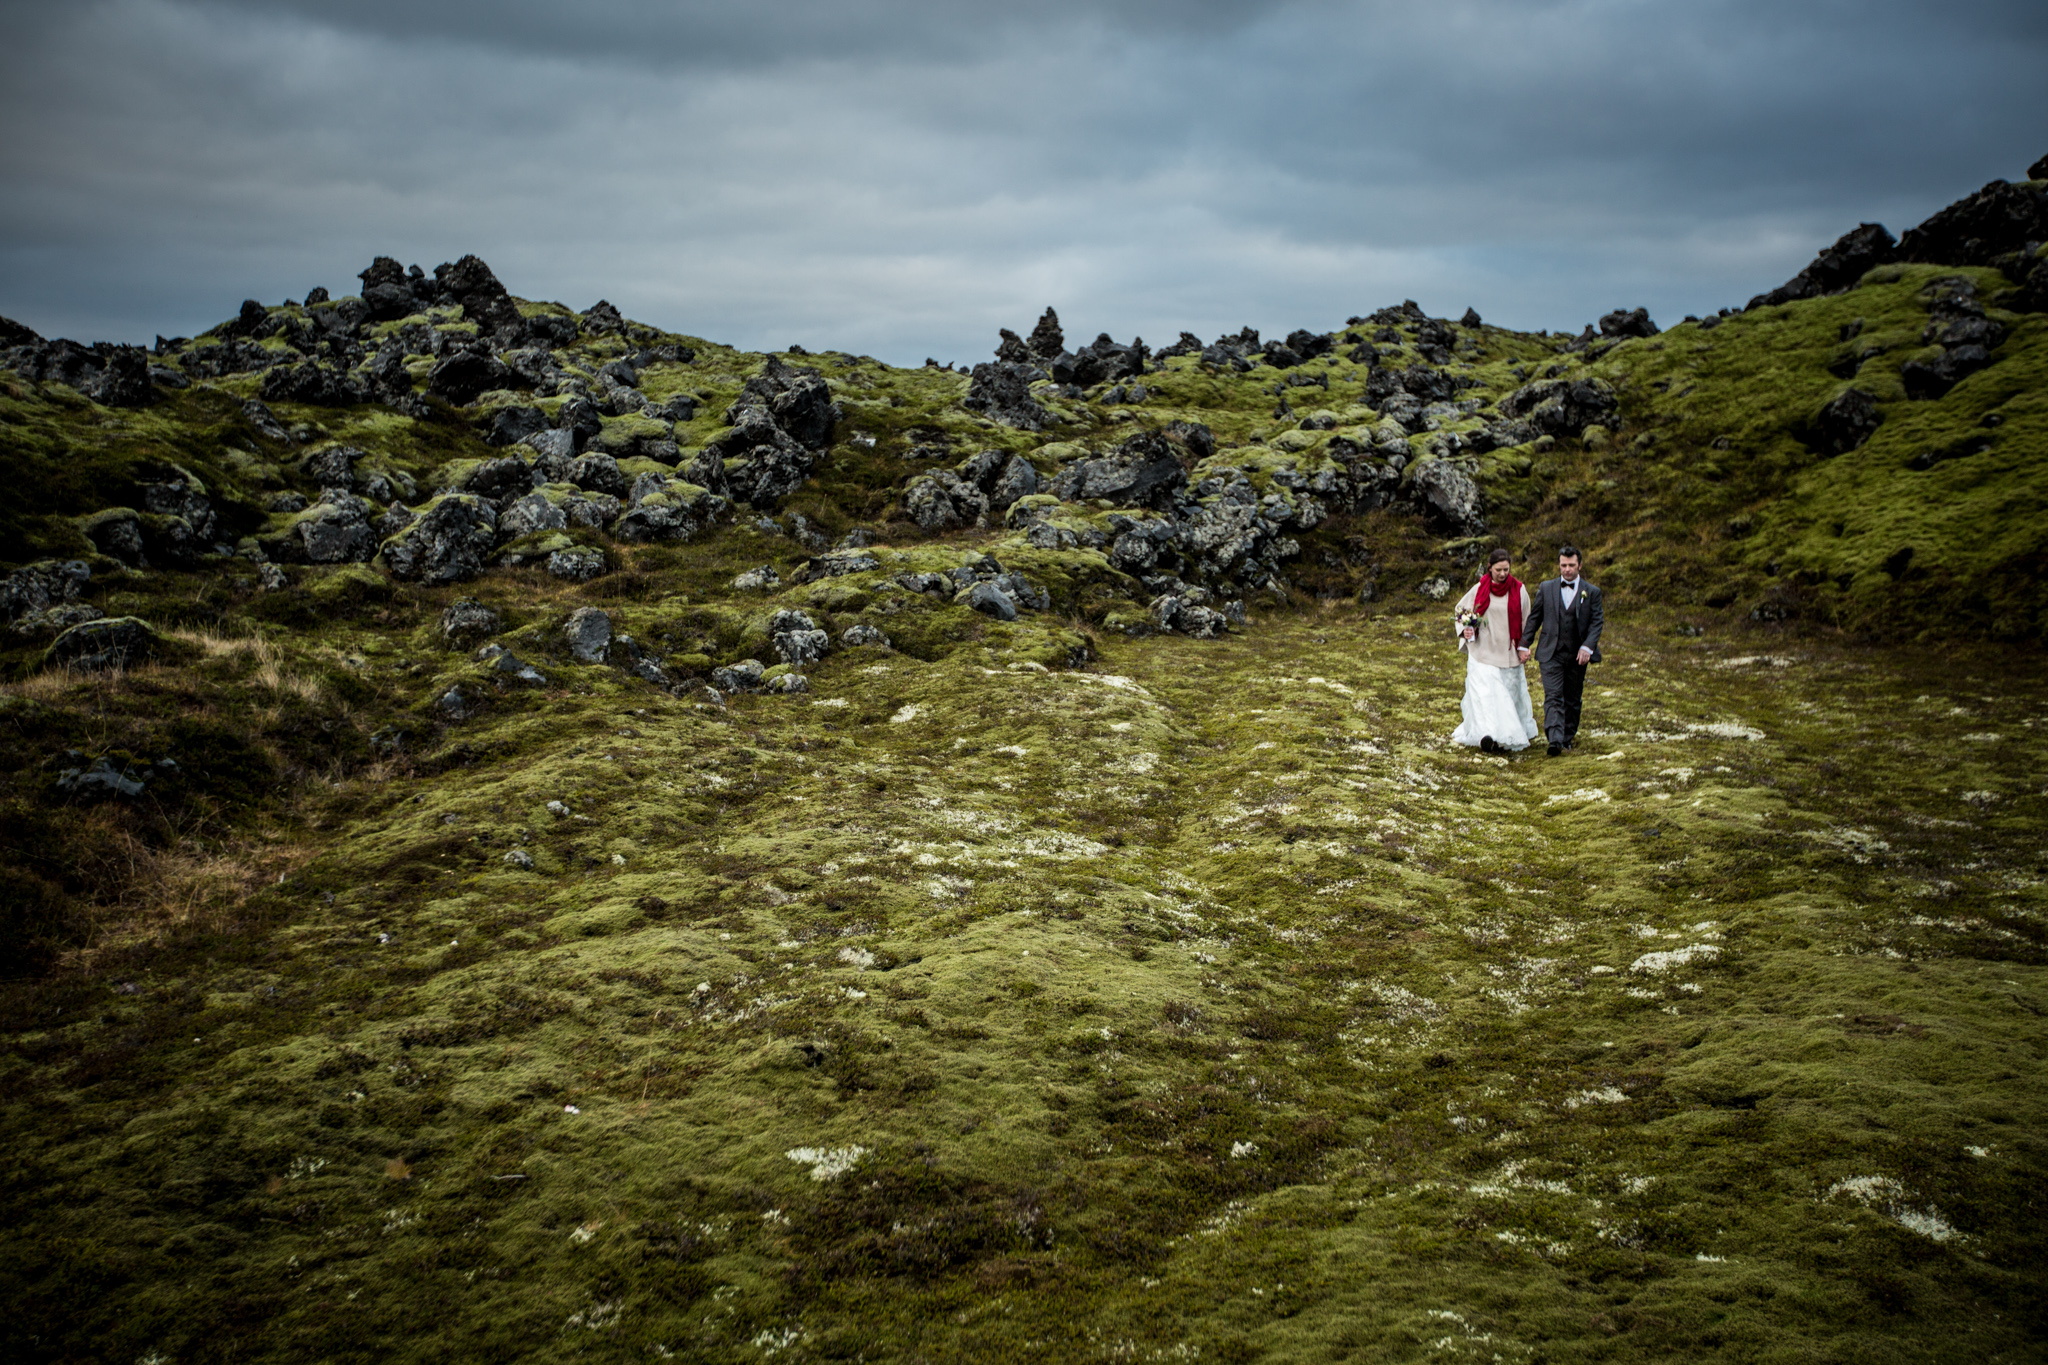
1450, 549, 1539, 753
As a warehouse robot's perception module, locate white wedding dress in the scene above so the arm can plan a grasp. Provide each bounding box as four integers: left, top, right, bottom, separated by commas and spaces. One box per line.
1447, 579, 1539, 751
1450, 650, 1540, 751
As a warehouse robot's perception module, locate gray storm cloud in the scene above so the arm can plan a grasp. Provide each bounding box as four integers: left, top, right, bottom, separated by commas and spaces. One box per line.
0, 0, 2041, 362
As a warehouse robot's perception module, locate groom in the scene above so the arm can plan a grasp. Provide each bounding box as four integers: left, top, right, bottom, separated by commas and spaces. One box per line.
1517, 545, 1603, 757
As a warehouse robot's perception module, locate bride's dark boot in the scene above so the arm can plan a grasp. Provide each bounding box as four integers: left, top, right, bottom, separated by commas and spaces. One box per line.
1479, 735, 1499, 753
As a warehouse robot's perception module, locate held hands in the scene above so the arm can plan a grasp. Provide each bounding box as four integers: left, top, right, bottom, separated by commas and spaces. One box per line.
1576, 646, 1592, 665
1516, 647, 1532, 663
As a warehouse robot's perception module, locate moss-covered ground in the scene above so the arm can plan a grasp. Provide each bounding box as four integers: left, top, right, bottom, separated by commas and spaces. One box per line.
5, 228, 2047, 1359
4, 593, 2043, 1362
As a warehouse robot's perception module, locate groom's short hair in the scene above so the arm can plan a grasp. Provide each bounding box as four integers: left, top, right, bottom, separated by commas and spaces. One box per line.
1558, 544, 1582, 561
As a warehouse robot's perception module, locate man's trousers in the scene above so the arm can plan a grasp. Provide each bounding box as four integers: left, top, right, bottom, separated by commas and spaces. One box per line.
1539, 657, 1587, 746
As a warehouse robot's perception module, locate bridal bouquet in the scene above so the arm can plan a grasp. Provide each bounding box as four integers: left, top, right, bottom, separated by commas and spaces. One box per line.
1454, 608, 1481, 637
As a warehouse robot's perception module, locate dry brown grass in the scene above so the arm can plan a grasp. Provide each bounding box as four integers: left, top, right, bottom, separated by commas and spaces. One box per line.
2, 661, 97, 700
165, 626, 331, 716
60, 811, 319, 963
8, 631, 327, 708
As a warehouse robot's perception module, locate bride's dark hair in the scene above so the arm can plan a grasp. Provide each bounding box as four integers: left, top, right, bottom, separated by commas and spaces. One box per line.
1485, 548, 1511, 568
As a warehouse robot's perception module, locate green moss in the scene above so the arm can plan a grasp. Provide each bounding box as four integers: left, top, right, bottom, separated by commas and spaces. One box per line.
12, 612, 2044, 1360
1, 271, 2045, 1361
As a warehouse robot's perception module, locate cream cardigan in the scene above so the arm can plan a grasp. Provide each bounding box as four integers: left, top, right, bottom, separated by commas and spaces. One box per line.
1453, 579, 1532, 668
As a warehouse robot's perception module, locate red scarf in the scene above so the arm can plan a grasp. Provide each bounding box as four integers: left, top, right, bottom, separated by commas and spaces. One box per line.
1474, 572, 1523, 644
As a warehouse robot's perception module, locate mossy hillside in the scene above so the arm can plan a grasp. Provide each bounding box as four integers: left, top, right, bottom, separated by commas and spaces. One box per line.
1520, 264, 2048, 638
3, 599, 2043, 1362
12, 264, 2041, 643
3, 220, 2046, 1358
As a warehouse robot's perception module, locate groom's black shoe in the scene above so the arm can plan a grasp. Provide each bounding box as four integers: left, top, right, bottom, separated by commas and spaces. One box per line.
1546, 739, 1563, 757
1479, 735, 1499, 754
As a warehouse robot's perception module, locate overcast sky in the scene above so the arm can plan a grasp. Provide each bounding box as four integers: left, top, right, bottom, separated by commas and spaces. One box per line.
1, 0, 2042, 365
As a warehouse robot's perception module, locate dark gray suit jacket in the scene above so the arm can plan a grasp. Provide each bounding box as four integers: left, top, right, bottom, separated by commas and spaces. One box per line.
1520, 577, 1604, 664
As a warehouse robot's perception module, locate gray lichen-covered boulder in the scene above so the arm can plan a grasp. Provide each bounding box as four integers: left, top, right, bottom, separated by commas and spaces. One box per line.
708, 411, 813, 509
918, 555, 1050, 615
710, 659, 766, 693
78, 508, 148, 567
379, 494, 499, 584
766, 610, 829, 667
1, 560, 91, 623
957, 580, 1018, 620
287, 492, 380, 564
1050, 333, 1148, 388
479, 646, 548, 688
563, 607, 612, 663
1106, 514, 1177, 575
440, 597, 501, 645
1408, 459, 1484, 533
566, 452, 629, 498
956, 448, 1041, 512
725, 355, 837, 450
47, 616, 157, 672
904, 445, 1043, 532
523, 427, 578, 468
697, 357, 840, 508
240, 398, 290, 442
485, 405, 550, 447
456, 456, 533, 503
1048, 431, 1187, 511
87, 347, 155, 407
842, 623, 889, 648
53, 751, 181, 801
546, 546, 607, 582
795, 550, 879, 583
905, 470, 987, 533
1896, 176, 2048, 268
498, 490, 570, 540
1496, 376, 1618, 439
1151, 593, 1229, 639
612, 477, 727, 543
116, 473, 218, 568
1173, 477, 1300, 585
301, 444, 364, 489
1900, 277, 2002, 399
962, 360, 1053, 430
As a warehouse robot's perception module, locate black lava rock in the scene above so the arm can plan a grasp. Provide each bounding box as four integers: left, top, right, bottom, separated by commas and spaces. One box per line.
581, 300, 627, 335
262, 361, 363, 407
1897, 179, 2048, 268
380, 496, 499, 585
1026, 307, 1064, 361
427, 349, 513, 406
963, 360, 1052, 431
434, 254, 524, 337
47, 616, 157, 672
1048, 431, 1187, 511
1497, 377, 1618, 438
1598, 307, 1660, 339
486, 405, 550, 447
1748, 223, 1898, 311
1811, 388, 1881, 453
